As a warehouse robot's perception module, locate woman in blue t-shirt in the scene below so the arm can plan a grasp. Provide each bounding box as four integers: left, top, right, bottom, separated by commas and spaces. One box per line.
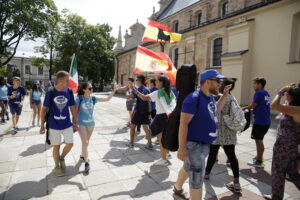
29, 80, 43, 126
76, 82, 120, 172
0, 77, 9, 123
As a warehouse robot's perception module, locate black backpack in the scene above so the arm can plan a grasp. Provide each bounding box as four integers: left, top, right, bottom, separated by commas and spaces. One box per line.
162, 64, 198, 151
137, 88, 151, 115
45, 88, 73, 145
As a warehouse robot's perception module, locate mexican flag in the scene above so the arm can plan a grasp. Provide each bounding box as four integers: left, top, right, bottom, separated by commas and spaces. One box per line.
68, 54, 78, 93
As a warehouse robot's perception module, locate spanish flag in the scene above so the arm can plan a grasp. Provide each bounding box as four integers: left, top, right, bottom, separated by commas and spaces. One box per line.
135, 45, 177, 85
143, 20, 182, 44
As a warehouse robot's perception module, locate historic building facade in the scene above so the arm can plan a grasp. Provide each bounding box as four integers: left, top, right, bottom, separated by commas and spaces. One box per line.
114, 0, 300, 105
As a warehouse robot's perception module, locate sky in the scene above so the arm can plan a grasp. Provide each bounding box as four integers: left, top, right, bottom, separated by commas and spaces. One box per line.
17, 0, 160, 52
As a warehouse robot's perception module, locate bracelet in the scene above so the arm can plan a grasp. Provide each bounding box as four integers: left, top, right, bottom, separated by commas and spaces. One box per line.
278, 90, 284, 96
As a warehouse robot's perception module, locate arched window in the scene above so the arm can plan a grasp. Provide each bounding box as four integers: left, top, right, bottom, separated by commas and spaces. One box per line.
212, 38, 223, 66
174, 22, 179, 32
174, 48, 179, 68
289, 12, 300, 62
222, 2, 229, 17
196, 12, 202, 26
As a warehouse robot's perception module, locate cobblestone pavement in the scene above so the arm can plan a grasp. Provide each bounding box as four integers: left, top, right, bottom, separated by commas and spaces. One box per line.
0, 93, 299, 200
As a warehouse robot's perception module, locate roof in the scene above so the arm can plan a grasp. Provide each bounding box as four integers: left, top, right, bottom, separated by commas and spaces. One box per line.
157, 0, 202, 21
222, 50, 248, 57
13, 51, 50, 59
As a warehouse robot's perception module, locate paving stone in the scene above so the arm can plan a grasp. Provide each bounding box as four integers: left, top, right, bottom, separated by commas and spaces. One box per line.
15, 155, 46, 171
49, 190, 90, 200
112, 165, 145, 180
0, 173, 11, 187
82, 168, 118, 187
0, 162, 15, 174
88, 181, 131, 200
0, 147, 20, 162
121, 176, 163, 197
133, 190, 173, 199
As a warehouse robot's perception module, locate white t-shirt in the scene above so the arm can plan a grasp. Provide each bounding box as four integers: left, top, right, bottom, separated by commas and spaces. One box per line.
149, 90, 176, 115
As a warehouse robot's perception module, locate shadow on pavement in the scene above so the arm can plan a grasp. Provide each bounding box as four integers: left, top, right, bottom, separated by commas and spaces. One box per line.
0, 160, 84, 200
19, 143, 51, 157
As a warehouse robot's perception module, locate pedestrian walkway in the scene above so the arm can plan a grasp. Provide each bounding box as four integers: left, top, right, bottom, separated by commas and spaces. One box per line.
0, 93, 299, 200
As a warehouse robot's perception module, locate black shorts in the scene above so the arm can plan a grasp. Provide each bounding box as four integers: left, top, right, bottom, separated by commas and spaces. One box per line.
251, 124, 270, 140
131, 111, 150, 125
150, 113, 168, 137
150, 110, 156, 120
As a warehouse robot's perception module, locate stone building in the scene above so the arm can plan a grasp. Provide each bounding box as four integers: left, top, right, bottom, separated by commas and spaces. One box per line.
114, 0, 300, 105
2, 51, 51, 88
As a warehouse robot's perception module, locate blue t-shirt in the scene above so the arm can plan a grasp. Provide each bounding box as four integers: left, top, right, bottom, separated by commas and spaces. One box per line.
150, 87, 158, 111
76, 95, 99, 126
252, 89, 271, 125
30, 89, 42, 101
0, 85, 8, 100
132, 85, 150, 111
43, 88, 75, 130
8, 86, 26, 107
181, 89, 218, 143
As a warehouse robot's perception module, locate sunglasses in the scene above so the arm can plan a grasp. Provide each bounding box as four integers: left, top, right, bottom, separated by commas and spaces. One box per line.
209, 78, 221, 84
87, 87, 93, 91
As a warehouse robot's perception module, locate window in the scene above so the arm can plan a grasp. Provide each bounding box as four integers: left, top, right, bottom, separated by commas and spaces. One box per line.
174, 48, 179, 68
222, 2, 229, 17
25, 65, 31, 75
174, 22, 179, 32
212, 38, 223, 66
196, 12, 202, 25
38, 67, 43, 75
289, 12, 300, 62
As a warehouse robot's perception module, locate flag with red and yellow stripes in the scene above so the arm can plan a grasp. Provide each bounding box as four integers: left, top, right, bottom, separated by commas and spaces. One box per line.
134, 45, 177, 85
143, 20, 182, 44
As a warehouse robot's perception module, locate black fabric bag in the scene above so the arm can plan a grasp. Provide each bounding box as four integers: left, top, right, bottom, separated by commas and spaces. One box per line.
242, 109, 252, 132
162, 64, 197, 151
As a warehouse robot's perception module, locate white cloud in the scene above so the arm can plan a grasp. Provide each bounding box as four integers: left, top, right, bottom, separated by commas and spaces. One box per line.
17, 0, 159, 52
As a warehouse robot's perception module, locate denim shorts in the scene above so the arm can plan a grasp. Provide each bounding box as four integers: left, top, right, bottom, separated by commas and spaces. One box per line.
183, 141, 210, 189
9, 105, 22, 115
32, 99, 41, 105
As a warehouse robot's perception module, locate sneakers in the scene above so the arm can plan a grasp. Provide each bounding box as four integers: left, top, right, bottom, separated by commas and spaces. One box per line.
154, 138, 160, 145
126, 141, 134, 148
247, 160, 265, 168
85, 162, 90, 172
145, 143, 154, 150
6, 112, 9, 120
80, 155, 85, 161
59, 157, 66, 171
1, 119, 5, 123
167, 153, 172, 159
154, 159, 170, 166
53, 166, 64, 177
32, 121, 35, 127
37, 122, 40, 127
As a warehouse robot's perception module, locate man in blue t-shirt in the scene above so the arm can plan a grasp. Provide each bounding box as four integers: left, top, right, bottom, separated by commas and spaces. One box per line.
7, 77, 26, 131
243, 77, 271, 168
173, 70, 231, 200
40, 71, 78, 177
149, 78, 158, 119
126, 74, 153, 149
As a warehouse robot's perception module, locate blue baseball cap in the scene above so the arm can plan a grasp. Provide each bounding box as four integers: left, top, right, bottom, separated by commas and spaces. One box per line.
200, 70, 224, 82
33, 80, 40, 84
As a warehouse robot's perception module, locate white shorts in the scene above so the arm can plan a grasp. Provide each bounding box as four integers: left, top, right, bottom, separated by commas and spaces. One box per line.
49, 126, 73, 145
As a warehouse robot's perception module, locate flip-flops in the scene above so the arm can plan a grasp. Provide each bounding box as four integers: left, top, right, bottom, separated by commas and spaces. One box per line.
225, 183, 242, 193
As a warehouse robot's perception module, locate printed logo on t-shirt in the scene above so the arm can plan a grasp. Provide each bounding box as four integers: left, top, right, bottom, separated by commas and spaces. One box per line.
12, 91, 20, 103
81, 101, 94, 123
207, 101, 218, 137
53, 96, 68, 120
265, 96, 271, 105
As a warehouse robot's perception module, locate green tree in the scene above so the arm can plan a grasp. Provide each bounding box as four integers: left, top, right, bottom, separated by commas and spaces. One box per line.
0, 0, 58, 67
55, 12, 116, 91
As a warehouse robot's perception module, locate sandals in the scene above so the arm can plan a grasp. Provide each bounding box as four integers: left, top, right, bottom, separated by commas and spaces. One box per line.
225, 183, 242, 193
173, 186, 189, 200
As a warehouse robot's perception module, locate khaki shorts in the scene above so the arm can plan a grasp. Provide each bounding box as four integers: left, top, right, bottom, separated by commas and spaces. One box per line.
49, 126, 73, 145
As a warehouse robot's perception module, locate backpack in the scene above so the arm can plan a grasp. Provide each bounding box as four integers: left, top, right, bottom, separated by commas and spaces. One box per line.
137, 88, 151, 115
162, 64, 198, 151
45, 88, 73, 145
223, 95, 247, 132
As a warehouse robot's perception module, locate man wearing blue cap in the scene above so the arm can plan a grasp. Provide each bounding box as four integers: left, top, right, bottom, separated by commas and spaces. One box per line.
173, 70, 232, 200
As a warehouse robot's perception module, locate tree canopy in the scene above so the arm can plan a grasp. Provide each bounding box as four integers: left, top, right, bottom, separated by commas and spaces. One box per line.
0, 0, 58, 67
